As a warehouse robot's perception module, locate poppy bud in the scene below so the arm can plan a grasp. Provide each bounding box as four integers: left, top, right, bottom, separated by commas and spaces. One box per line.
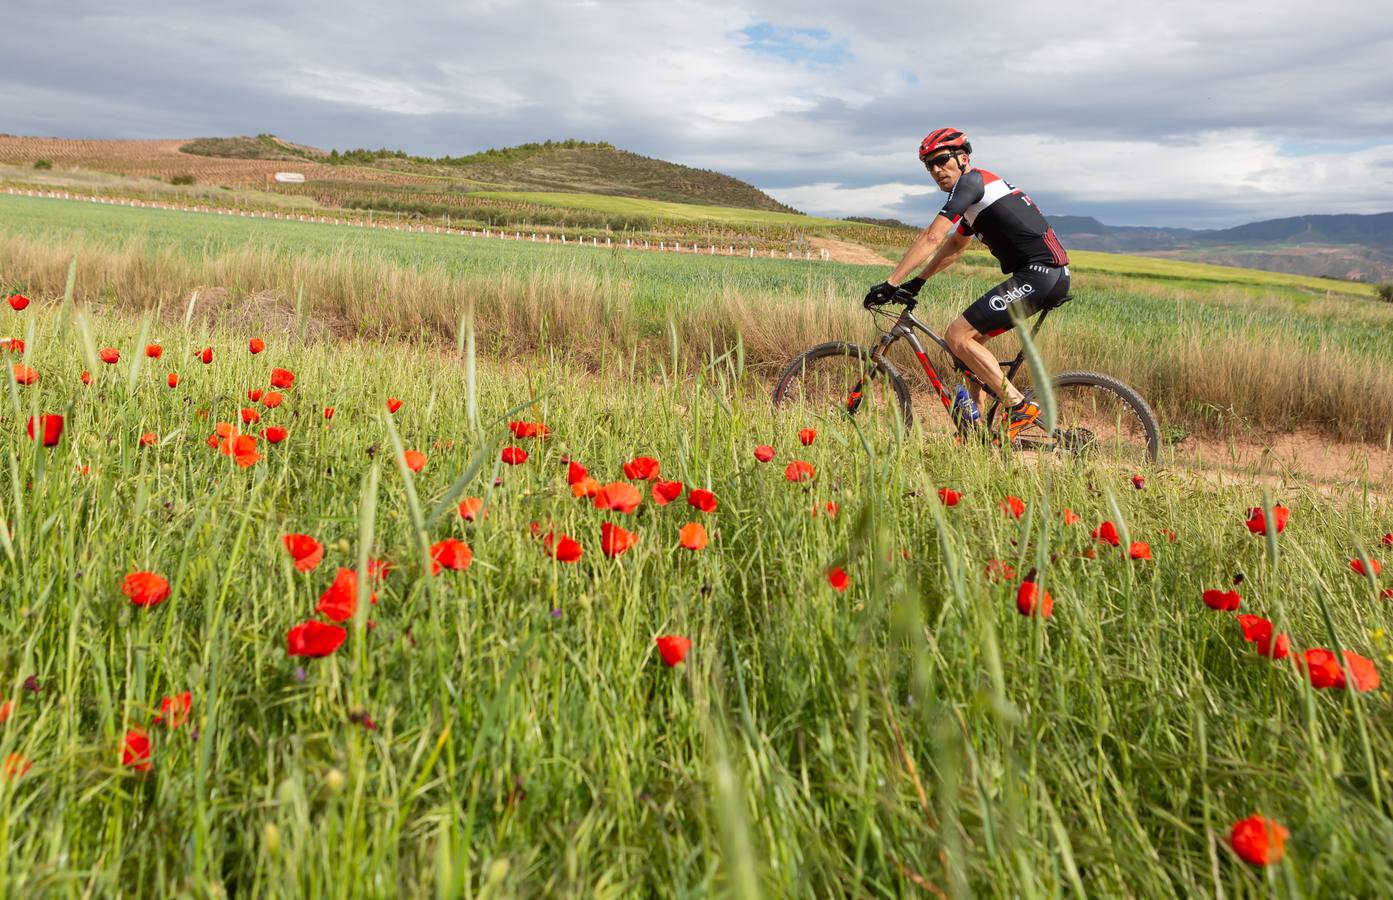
324, 768, 346, 793
263, 822, 281, 855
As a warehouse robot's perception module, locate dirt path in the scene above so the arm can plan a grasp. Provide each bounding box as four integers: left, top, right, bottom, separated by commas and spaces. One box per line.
807, 237, 892, 266
1169, 429, 1393, 496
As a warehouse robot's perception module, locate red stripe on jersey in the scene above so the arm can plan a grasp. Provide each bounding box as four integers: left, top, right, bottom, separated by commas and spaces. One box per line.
1043, 229, 1069, 265
975, 169, 1001, 185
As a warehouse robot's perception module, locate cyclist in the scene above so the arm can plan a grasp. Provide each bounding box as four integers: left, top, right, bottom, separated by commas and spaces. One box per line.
863, 128, 1070, 440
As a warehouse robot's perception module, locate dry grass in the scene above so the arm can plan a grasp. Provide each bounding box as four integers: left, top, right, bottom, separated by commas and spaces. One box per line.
4, 229, 1391, 444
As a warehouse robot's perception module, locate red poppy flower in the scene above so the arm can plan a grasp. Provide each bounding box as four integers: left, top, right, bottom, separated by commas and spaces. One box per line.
1159, 529, 1177, 542
1131, 474, 1146, 490
601, 522, 639, 557
385, 397, 402, 413
652, 480, 684, 505
26, 414, 63, 447
138, 432, 158, 447
1382, 533, 1393, 546
270, 368, 294, 389
566, 460, 588, 484
816, 501, 839, 517
1235, 615, 1290, 659
623, 456, 661, 480
145, 344, 162, 359
1303, 648, 1380, 691
507, 420, 550, 439
12, 364, 38, 385
282, 534, 324, 572
247, 388, 263, 402
249, 338, 265, 354
984, 559, 1016, 582
167, 372, 179, 388
1129, 541, 1152, 560
1202, 589, 1241, 611
287, 620, 347, 657
99, 347, 120, 364
1245, 505, 1289, 536
1062, 508, 1081, 525
155, 691, 192, 728
753, 444, 775, 462
264, 426, 287, 444
0, 700, 11, 723
368, 558, 393, 581
785, 460, 816, 482
241, 407, 261, 425
317, 567, 376, 621
688, 488, 718, 513
430, 538, 473, 574
80, 370, 92, 385
679, 521, 708, 550
2, 752, 31, 781
458, 496, 485, 521
262, 391, 283, 409
1016, 580, 1053, 618
123, 571, 171, 607
799, 428, 817, 446
1000, 496, 1025, 518
501, 446, 527, 465
122, 728, 152, 772
196, 347, 212, 364
1350, 558, 1382, 577
323, 406, 334, 419
0, 337, 23, 354
938, 488, 962, 507
827, 566, 849, 592
219, 432, 260, 467
1092, 521, 1120, 546
543, 532, 583, 562
594, 481, 643, 514
1382, 587, 1393, 601
571, 476, 601, 498
6, 294, 29, 311
1229, 815, 1288, 866
402, 449, 427, 473
655, 635, 692, 667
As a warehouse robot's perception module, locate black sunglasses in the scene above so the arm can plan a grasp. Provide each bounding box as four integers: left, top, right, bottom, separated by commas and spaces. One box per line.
923, 153, 957, 170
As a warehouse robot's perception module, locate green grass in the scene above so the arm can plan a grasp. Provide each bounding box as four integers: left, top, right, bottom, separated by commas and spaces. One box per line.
467, 190, 846, 228
1, 302, 1392, 895
1067, 248, 1376, 297
4, 193, 1393, 445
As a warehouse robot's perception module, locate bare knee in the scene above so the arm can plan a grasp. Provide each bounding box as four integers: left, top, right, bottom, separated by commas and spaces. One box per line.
944, 318, 980, 354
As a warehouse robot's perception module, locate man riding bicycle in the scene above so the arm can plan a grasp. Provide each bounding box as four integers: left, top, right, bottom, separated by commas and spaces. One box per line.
863, 128, 1070, 441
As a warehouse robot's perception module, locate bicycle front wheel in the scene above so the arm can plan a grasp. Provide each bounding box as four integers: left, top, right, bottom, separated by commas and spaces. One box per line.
772, 342, 914, 430
1014, 371, 1160, 465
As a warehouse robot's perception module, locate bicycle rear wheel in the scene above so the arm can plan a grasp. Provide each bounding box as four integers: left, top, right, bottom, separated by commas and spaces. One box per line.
772, 342, 914, 429
1013, 370, 1160, 464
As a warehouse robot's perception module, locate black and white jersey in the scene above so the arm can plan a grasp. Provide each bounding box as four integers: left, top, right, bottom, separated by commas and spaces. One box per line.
938, 169, 1069, 274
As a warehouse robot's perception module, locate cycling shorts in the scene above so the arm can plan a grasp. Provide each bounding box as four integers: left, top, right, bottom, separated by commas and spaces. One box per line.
961, 264, 1070, 336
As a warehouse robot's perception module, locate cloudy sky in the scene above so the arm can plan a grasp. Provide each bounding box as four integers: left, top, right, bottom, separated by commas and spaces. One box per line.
3, 0, 1391, 227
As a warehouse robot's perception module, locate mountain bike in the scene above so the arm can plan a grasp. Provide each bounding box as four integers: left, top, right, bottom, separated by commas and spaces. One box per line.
771, 294, 1161, 464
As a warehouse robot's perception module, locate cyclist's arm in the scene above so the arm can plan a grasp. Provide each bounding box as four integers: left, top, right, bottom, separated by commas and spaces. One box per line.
887, 215, 956, 285
915, 229, 973, 279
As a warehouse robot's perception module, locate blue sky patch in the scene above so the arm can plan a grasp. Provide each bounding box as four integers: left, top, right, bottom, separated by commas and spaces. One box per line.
739, 22, 849, 67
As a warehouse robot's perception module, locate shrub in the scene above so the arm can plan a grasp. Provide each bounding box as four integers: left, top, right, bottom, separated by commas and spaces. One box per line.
33, 159, 52, 170
1376, 283, 1393, 303
170, 174, 196, 185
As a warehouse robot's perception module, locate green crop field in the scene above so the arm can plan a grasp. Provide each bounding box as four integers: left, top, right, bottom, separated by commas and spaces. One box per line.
467, 190, 848, 228
1, 287, 1392, 894
3, 193, 1392, 447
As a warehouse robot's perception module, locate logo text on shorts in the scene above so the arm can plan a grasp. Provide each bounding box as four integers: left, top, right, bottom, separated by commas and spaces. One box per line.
988, 282, 1035, 311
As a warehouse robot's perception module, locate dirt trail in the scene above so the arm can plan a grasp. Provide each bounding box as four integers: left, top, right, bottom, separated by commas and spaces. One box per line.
1168, 429, 1393, 496
807, 237, 892, 266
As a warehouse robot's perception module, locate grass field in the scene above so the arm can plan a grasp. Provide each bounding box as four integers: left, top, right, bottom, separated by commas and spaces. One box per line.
3, 193, 1391, 448
2, 292, 1392, 895
467, 191, 847, 228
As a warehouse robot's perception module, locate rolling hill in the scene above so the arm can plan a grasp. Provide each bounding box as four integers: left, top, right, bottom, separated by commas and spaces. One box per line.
1052, 212, 1393, 282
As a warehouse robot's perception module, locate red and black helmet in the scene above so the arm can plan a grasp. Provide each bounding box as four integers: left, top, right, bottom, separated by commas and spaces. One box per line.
918, 128, 971, 160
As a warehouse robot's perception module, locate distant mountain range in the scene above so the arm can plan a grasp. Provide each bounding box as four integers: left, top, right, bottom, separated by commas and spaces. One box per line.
1050, 212, 1393, 282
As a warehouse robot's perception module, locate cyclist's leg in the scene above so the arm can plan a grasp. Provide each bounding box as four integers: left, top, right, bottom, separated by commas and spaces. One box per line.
945, 264, 1070, 409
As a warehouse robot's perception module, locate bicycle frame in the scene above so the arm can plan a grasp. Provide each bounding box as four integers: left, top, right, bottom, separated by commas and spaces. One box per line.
860, 301, 1055, 428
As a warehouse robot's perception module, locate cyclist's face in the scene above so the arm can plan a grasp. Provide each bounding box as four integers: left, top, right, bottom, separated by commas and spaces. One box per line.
925, 153, 967, 191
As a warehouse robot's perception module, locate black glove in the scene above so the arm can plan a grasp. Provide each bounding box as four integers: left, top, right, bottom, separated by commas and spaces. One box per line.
900, 276, 927, 296
863, 281, 897, 309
